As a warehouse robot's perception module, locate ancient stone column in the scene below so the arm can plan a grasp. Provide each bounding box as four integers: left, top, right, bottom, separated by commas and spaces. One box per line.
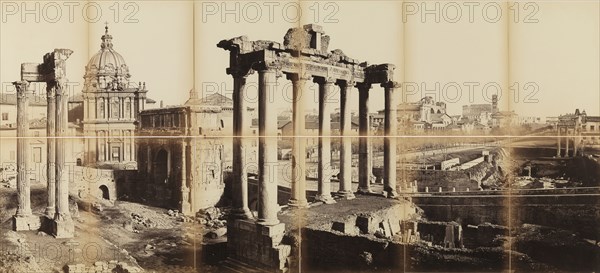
556, 127, 561, 157
573, 130, 579, 157
180, 141, 190, 214
231, 71, 253, 218
45, 83, 57, 217
315, 77, 336, 204
288, 74, 310, 207
565, 129, 570, 157
338, 80, 355, 200
13, 81, 36, 231
357, 82, 374, 194
382, 81, 399, 198
53, 79, 74, 238
257, 67, 280, 225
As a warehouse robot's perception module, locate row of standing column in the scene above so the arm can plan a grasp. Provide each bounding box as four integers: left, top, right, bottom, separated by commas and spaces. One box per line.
12, 80, 73, 237
230, 69, 400, 226
556, 127, 580, 157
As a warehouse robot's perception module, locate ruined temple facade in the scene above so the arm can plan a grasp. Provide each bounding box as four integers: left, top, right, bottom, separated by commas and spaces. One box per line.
219, 24, 401, 271
80, 26, 149, 168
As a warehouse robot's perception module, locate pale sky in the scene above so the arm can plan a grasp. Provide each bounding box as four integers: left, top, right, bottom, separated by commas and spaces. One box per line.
1, 1, 598, 117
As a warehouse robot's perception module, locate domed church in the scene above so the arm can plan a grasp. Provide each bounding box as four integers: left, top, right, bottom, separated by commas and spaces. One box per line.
72, 25, 153, 169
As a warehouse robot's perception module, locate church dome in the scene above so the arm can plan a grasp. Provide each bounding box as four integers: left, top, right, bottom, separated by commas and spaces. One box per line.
83, 25, 131, 91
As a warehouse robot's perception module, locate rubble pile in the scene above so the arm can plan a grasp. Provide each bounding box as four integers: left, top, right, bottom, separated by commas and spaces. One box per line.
66, 261, 141, 273
196, 207, 228, 229
130, 212, 157, 229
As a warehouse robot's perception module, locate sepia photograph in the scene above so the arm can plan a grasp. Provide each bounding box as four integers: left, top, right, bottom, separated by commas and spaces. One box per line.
0, 1, 599, 272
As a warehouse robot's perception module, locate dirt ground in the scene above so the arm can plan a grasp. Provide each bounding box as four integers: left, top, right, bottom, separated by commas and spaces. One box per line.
0, 185, 222, 273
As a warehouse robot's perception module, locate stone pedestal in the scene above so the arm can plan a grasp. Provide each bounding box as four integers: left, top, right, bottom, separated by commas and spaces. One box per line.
227, 219, 291, 272
13, 215, 42, 231
52, 217, 75, 239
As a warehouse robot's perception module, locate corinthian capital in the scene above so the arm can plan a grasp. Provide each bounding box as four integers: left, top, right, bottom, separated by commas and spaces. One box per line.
13, 81, 30, 97
227, 67, 254, 79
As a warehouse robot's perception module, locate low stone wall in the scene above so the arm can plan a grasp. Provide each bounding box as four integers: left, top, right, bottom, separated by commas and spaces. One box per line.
463, 223, 508, 248
66, 261, 140, 273
417, 221, 462, 248
412, 190, 600, 240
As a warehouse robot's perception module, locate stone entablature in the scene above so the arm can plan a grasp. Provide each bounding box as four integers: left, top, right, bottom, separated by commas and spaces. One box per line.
219, 24, 402, 272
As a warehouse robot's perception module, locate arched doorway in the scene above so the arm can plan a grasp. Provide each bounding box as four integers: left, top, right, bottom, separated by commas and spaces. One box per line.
155, 149, 169, 184
99, 185, 110, 200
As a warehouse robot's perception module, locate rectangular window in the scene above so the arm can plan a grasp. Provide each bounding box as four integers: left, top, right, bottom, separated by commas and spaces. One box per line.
1, 113, 8, 120
591, 125, 596, 131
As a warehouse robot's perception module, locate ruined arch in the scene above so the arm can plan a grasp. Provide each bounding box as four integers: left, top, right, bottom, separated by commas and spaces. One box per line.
154, 148, 169, 184
99, 185, 110, 200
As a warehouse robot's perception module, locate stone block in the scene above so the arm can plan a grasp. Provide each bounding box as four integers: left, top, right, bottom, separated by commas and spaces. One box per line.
13, 215, 42, 231
238, 219, 257, 232
52, 218, 75, 238
258, 223, 285, 237
331, 220, 357, 235
272, 245, 291, 270
388, 219, 401, 235
356, 216, 378, 234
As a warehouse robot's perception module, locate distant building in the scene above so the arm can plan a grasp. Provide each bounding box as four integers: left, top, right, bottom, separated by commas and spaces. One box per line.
136, 89, 233, 214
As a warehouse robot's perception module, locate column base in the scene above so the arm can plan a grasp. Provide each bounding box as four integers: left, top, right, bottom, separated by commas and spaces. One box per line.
287, 199, 309, 208
314, 194, 336, 204
52, 217, 75, 238
44, 206, 55, 218
227, 219, 290, 271
256, 218, 281, 226
13, 215, 42, 231
356, 187, 374, 195
383, 189, 399, 199
232, 207, 254, 220
181, 202, 192, 216
337, 190, 355, 200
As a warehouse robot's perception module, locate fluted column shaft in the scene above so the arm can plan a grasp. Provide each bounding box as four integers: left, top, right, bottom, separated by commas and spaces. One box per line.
232, 73, 253, 218
257, 68, 279, 226
55, 81, 71, 221
357, 83, 373, 194
338, 81, 355, 199
14, 81, 32, 217
288, 74, 309, 207
46, 83, 57, 217
383, 82, 399, 198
